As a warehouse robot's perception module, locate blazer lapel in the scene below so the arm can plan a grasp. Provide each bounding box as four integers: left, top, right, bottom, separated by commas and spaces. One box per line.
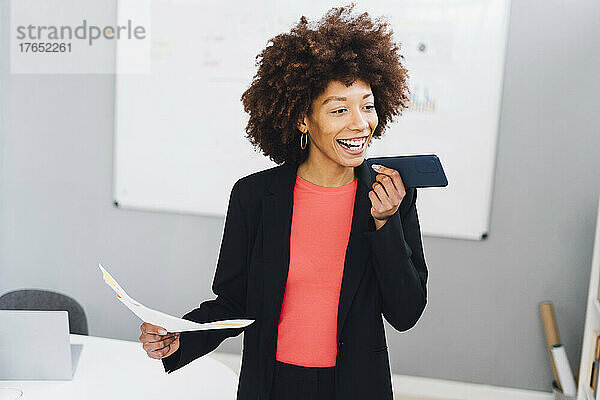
337, 162, 372, 336
261, 160, 373, 340
261, 162, 296, 335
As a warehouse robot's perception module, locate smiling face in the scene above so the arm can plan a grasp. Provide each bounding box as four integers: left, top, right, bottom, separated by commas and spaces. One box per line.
298, 79, 378, 169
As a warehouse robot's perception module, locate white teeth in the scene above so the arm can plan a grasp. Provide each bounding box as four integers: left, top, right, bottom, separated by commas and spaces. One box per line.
338, 137, 366, 146
337, 137, 367, 150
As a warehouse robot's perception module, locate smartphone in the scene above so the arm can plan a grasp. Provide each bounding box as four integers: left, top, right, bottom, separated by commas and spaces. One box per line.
364, 154, 448, 189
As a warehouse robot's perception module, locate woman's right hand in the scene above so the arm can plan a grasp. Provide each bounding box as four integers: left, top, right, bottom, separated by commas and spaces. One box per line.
139, 322, 181, 360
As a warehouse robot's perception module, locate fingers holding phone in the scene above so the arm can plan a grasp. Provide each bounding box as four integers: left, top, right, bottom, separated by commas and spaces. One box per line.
369, 164, 406, 221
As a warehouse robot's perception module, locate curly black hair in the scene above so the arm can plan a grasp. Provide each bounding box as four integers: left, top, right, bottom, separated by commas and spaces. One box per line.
240, 3, 410, 165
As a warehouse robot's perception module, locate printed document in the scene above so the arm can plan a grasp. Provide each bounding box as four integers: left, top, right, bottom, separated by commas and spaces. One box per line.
99, 263, 254, 332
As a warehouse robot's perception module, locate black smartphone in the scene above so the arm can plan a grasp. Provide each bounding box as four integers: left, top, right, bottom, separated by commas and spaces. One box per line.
364, 154, 448, 189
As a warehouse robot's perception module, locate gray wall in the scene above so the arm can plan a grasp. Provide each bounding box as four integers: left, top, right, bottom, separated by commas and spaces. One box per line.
1, 0, 599, 393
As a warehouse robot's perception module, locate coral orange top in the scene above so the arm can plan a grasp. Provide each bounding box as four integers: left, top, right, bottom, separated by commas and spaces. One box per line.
275, 173, 357, 367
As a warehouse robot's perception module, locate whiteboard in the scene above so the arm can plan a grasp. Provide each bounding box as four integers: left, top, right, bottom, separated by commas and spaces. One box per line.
114, 0, 511, 240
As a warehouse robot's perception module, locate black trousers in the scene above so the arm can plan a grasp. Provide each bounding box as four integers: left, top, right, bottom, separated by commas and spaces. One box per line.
270, 360, 336, 400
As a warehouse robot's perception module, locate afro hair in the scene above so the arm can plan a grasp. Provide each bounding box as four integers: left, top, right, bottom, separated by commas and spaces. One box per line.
240, 3, 410, 165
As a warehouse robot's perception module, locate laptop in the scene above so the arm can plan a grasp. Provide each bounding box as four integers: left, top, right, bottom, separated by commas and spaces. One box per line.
0, 310, 82, 380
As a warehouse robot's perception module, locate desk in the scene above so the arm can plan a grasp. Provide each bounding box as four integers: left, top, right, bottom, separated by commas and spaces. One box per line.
0, 334, 239, 399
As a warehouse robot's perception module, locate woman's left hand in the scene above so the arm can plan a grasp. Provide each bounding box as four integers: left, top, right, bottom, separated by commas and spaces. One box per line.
368, 164, 406, 229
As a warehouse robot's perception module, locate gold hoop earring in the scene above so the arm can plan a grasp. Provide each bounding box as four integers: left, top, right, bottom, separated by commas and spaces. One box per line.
300, 132, 308, 150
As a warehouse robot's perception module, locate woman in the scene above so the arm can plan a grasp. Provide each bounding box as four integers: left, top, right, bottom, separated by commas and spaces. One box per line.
138, 4, 428, 400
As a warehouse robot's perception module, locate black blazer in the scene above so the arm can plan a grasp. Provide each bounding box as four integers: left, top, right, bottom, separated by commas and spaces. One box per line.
162, 160, 428, 400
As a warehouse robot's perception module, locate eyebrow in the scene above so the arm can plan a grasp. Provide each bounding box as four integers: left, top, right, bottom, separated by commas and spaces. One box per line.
321, 92, 373, 106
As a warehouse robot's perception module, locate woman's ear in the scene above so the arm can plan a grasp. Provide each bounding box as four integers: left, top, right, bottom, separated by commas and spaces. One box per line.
297, 118, 307, 133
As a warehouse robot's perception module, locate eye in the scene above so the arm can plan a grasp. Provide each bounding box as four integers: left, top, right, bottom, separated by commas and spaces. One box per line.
331, 105, 375, 114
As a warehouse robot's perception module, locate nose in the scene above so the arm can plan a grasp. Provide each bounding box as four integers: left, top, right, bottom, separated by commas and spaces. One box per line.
348, 107, 370, 132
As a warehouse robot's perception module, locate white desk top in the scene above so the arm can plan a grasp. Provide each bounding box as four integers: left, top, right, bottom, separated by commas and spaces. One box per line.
0, 334, 239, 400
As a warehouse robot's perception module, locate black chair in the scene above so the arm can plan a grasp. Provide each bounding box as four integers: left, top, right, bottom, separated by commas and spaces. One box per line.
0, 289, 88, 335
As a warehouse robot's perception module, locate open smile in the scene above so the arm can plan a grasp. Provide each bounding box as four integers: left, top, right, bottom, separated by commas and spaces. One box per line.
336, 136, 368, 154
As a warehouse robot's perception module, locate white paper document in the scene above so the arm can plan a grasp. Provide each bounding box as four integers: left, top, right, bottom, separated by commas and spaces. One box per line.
99, 263, 254, 333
